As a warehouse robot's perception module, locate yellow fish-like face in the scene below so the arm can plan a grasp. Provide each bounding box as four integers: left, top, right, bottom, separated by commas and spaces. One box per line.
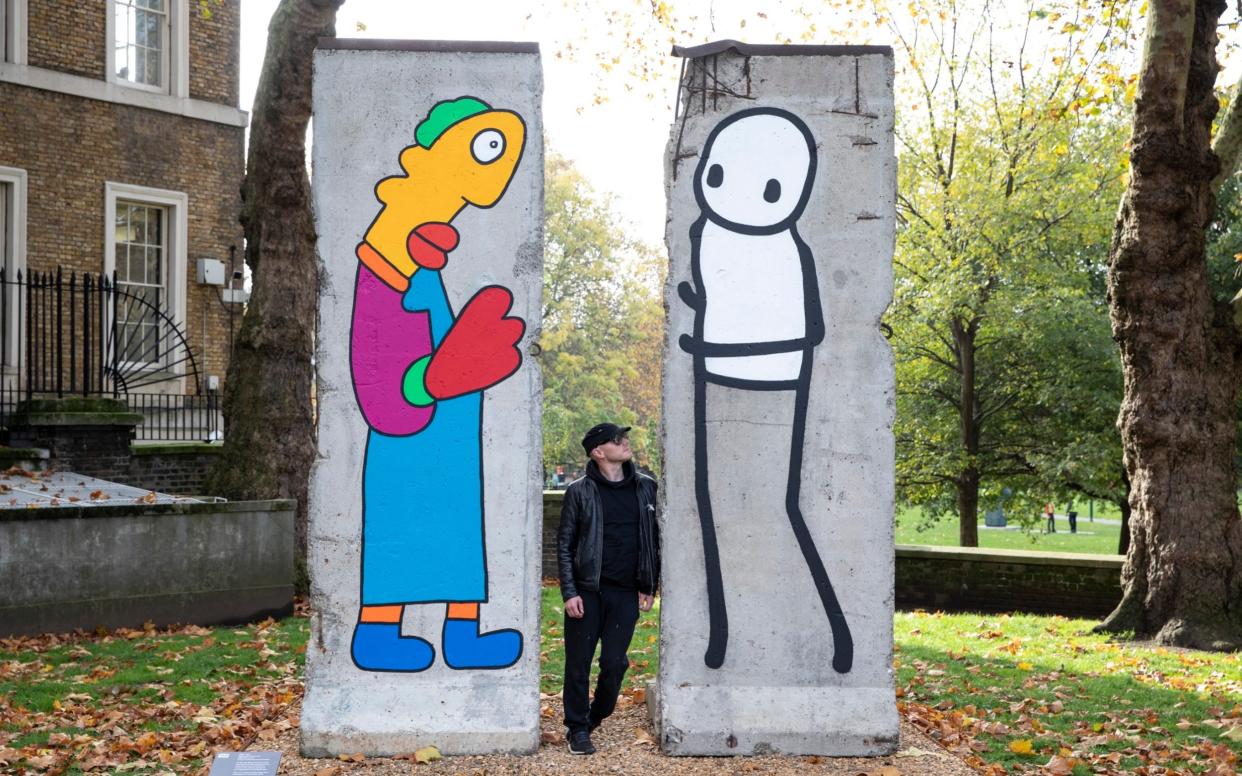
424, 110, 527, 209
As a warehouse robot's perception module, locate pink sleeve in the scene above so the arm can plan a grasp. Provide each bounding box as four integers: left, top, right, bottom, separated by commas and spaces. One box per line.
349, 264, 436, 436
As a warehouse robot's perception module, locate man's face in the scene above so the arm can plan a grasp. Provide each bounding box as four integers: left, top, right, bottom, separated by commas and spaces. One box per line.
592, 434, 632, 464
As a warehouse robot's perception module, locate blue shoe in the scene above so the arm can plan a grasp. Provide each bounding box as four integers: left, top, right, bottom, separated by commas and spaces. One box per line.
350, 622, 435, 672
441, 618, 522, 669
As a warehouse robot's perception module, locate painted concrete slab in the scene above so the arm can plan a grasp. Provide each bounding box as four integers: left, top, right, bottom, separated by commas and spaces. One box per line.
656, 44, 899, 755
303, 41, 543, 756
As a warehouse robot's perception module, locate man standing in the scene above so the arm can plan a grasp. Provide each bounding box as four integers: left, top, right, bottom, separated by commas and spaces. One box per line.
557, 422, 660, 755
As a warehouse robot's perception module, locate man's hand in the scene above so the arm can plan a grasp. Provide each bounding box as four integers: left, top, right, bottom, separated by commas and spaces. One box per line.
639, 593, 655, 612
564, 596, 584, 619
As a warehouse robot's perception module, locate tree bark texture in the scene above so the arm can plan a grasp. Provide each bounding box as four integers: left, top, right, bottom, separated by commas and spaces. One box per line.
1117, 468, 1132, 556
206, 0, 344, 570
1101, 0, 1242, 649
952, 316, 981, 547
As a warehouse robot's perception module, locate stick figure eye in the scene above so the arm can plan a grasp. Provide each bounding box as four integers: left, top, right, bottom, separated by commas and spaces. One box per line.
764, 179, 781, 203
471, 129, 506, 164
706, 164, 723, 188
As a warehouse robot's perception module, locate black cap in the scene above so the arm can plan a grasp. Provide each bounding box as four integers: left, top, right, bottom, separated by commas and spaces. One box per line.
582, 422, 631, 454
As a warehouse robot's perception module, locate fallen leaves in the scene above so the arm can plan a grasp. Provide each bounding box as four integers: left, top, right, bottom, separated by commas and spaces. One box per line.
896, 611, 1242, 775
1007, 738, 1034, 755
0, 617, 305, 773
413, 744, 441, 763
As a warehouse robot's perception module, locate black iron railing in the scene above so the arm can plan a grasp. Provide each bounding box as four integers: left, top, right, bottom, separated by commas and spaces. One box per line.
0, 266, 219, 442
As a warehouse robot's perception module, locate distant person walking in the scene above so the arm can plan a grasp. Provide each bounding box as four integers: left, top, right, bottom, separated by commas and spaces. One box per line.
1044, 503, 1056, 533
556, 423, 660, 756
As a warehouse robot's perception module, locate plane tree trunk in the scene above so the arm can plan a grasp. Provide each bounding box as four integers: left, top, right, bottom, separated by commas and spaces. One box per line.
1098, 0, 1242, 649
206, 0, 344, 584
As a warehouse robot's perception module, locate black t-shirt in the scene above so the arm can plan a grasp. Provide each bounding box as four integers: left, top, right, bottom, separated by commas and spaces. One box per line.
589, 463, 640, 591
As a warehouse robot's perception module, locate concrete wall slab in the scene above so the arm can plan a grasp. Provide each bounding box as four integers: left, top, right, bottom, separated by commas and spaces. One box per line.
657, 46, 898, 755
303, 42, 543, 756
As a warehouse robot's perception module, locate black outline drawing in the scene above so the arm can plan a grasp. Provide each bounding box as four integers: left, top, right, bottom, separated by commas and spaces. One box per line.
346, 97, 529, 673
677, 106, 854, 674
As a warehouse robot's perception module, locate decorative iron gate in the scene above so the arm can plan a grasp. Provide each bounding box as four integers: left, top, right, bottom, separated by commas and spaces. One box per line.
0, 266, 219, 441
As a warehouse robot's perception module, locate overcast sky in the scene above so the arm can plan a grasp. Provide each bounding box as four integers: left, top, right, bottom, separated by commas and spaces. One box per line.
240, 0, 703, 245
238, 2, 1242, 248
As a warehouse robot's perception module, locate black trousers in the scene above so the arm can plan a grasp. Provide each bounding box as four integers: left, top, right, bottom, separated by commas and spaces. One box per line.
562, 588, 640, 733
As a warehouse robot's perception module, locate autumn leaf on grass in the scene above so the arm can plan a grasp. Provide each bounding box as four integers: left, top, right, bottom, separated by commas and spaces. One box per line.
1044, 755, 1076, 774
1008, 738, 1035, 755
337, 752, 364, 762
413, 745, 441, 764
1221, 725, 1242, 742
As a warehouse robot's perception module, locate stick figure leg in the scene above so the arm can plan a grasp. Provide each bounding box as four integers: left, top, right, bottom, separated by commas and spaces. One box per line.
694, 362, 729, 669
785, 359, 853, 674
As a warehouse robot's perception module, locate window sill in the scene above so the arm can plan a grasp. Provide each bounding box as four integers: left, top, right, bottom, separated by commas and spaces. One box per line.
0, 63, 247, 127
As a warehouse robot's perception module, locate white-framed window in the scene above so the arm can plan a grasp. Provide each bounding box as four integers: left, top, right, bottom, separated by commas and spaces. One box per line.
0, 166, 26, 375
2, 0, 28, 65
106, 0, 188, 97
104, 182, 187, 382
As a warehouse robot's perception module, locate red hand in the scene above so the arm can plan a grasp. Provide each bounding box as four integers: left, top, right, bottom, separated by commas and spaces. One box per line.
425, 286, 526, 399
406, 222, 460, 270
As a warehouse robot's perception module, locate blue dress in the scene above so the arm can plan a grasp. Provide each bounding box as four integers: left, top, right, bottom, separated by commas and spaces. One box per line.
360, 268, 486, 605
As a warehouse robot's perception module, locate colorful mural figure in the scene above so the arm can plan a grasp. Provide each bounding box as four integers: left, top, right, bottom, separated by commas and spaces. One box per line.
677, 107, 854, 673
348, 97, 527, 673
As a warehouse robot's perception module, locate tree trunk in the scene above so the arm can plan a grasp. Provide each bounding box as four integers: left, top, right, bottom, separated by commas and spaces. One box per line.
955, 469, 979, 547
205, 0, 344, 583
1099, 0, 1242, 649
1117, 467, 1132, 556
952, 316, 980, 547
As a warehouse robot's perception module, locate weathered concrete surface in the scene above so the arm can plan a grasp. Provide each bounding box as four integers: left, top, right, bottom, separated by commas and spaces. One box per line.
656, 45, 898, 755
303, 42, 543, 756
0, 498, 295, 637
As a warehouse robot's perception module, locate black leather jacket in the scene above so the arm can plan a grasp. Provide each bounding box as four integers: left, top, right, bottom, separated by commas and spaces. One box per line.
557, 460, 660, 599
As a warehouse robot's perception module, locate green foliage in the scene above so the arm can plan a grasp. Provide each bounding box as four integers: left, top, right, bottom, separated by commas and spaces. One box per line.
885, 0, 1138, 537
542, 155, 664, 479
1206, 174, 1242, 303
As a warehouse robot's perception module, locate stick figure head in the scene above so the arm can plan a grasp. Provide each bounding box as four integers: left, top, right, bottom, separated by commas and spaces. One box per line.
693, 108, 817, 234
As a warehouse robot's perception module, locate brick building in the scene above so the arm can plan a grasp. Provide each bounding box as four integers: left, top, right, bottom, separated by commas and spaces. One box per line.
0, 0, 246, 425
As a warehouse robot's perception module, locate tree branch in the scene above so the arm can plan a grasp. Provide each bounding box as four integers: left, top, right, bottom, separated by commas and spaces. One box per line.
1212, 68, 1242, 192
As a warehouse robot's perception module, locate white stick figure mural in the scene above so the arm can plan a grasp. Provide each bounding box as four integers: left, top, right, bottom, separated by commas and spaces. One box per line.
677, 107, 854, 673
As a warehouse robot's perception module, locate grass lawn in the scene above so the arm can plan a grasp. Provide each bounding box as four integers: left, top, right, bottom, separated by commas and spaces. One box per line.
3, 595, 1239, 774
0, 617, 307, 774
897, 505, 1125, 555
894, 610, 1242, 773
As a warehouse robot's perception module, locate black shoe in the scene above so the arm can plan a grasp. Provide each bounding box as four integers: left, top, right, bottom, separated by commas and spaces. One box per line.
568, 729, 596, 755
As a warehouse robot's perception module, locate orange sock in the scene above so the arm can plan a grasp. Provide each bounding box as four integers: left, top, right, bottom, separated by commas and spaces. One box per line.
446, 603, 479, 620
359, 605, 403, 624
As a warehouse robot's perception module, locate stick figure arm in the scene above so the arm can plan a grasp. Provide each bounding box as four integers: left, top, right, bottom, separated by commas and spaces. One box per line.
682, 336, 815, 357
678, 281, 703, 309
798, 238, 826, 346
